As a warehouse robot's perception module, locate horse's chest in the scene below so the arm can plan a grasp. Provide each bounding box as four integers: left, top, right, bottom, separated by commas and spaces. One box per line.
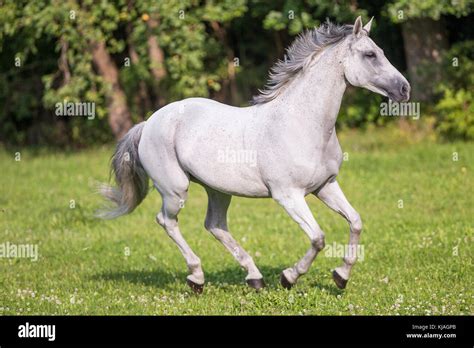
262, 130, 342, 194
303, 139, 342, 192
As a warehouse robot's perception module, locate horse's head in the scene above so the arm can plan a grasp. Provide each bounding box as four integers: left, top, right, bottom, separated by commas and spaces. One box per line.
343, 16, 410, 102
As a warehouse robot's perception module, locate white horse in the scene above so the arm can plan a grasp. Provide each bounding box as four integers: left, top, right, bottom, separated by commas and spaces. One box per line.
98, 17, 410, 293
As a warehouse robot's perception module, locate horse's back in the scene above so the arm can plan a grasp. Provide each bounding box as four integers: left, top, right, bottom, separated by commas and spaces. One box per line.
145, 97, 251, 129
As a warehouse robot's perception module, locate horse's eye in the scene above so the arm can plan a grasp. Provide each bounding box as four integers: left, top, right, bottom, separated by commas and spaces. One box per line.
365, 51, 376, 58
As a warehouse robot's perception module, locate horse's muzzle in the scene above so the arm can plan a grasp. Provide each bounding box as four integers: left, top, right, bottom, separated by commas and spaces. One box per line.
387, 79, 410, 102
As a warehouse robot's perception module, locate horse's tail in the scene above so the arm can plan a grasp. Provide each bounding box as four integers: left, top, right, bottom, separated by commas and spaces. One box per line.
96, 122, 149, 219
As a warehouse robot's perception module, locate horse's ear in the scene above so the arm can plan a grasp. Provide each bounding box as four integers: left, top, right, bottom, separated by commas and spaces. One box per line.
363, 16, 374, 34
353, 16, 363, 36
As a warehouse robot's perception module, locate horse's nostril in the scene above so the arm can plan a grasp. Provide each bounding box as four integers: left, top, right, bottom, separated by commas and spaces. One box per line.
400, 83, 409, 97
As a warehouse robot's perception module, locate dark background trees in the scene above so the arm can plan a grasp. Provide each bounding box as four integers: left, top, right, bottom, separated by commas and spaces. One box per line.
1, 0, 473, 147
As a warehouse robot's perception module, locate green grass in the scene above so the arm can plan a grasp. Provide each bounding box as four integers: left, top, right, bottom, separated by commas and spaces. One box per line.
0, 127, 472, 315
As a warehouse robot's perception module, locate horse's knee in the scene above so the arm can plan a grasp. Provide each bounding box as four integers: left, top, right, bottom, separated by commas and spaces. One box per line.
351, 213, 362, 235
156, 213, 179, 232
311, 233, 326, 251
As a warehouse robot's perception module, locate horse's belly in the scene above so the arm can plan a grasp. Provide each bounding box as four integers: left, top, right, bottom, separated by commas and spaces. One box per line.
189, 167, 270, 197
181, 150, 270, 197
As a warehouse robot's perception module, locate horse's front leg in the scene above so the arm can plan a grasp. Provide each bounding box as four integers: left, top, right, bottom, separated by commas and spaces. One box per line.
273, 190, 325, 289
315, 179, 362, 289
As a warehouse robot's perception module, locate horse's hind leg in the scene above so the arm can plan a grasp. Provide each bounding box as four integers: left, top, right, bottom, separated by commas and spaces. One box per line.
156, 192, 205, 293
152, 167, 205, 293
204, 188, 264, 290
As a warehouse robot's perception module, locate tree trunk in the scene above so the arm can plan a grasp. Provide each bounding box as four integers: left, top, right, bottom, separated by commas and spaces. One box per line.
210, 21, 238, 105
126, 20, 151, 119
91, 41, 133, 139
146, 17, 167, 107
401, 18, 448, 102
58, 36, 71, 85
147, 19, 166, 81
128, 41, 151, 120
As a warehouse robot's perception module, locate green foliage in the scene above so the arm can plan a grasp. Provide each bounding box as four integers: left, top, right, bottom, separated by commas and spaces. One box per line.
435, 41, 474, 140
0, 0, 473, 145
0, 0, 118, 145
262, 0, 367, 34
438, 40, 474, 91
339, 89, 385, 129
201, 0, 248, 22
387, 0, 474, 22
0, 0, 248, 146
435, 89, 474, 140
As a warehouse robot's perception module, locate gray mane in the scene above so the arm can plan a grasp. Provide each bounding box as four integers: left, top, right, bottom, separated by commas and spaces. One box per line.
252, 21, 353, 105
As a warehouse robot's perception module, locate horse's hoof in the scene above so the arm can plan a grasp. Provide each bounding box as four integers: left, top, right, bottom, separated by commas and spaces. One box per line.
246, 278, 265, 291
186, 279, 204, 294
280, 272, 294, 289
332, 270, 348, 289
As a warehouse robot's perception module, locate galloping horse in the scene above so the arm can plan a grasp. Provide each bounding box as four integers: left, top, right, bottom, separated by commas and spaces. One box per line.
98, 17, 410, 293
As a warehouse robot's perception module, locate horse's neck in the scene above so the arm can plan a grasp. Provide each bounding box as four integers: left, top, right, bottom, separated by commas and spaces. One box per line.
270, 46, 346, 134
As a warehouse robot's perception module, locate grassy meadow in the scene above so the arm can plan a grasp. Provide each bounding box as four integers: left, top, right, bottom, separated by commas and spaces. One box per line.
0, 127, 472, 315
